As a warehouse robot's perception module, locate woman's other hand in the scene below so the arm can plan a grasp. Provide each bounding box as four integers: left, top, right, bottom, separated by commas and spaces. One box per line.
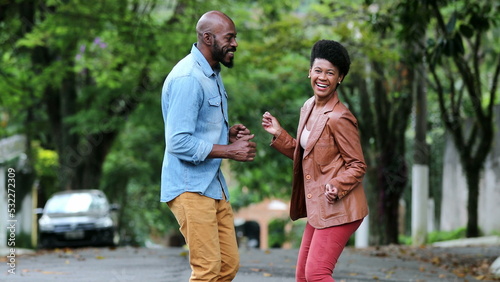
325, 183, 339, 203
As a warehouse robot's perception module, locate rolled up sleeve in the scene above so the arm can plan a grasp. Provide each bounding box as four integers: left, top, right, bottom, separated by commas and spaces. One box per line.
163, 76, 212, 164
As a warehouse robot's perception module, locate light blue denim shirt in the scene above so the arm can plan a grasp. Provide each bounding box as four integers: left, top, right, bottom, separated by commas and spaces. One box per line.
160, 44, 230, 203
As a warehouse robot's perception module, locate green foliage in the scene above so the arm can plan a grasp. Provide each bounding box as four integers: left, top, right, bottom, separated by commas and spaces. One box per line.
289, 220, 307, 249
427, 227, 467, 244
33, 145, 57, 177
268, 218, 288, 248
398, 234, 412, 245
398, 227, 468, 245
32, 143, 60, 201
9, 232, 33, 249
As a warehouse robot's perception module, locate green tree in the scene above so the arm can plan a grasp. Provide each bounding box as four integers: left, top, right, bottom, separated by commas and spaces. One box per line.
425, 0, 499, 237
1, 0, 162, 192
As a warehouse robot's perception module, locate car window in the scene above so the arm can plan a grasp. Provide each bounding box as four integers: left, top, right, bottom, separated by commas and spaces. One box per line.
89, 195, 108, 212
45, 193, 108, 214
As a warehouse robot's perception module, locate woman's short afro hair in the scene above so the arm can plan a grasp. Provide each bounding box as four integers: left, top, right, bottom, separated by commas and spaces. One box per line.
310, 40, 351, 79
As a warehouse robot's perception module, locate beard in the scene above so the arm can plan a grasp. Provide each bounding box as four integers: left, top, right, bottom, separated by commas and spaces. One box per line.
212, 41, 235, 68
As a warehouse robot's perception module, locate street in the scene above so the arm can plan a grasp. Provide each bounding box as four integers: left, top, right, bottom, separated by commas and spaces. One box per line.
3, 244, 498, 281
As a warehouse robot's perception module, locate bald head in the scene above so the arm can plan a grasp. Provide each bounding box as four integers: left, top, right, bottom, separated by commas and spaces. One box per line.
196, 11, 234, 42
195, 11, 238, 68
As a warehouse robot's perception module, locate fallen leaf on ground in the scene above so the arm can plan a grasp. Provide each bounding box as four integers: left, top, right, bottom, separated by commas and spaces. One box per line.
41, 270, 67, 275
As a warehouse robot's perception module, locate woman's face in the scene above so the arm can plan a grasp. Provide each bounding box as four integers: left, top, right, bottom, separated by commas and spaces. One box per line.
309, 58, 344, 101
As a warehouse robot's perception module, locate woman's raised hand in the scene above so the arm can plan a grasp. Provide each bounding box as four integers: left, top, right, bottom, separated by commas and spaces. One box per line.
262, 111, 282, 136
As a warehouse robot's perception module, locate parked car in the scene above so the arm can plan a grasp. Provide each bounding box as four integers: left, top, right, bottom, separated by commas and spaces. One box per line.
38, 189, 120, 248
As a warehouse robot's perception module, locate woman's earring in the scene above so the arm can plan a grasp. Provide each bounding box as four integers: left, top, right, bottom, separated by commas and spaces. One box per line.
308, 75, 310, 78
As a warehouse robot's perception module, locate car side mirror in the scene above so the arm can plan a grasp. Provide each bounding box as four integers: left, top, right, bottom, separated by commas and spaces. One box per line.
109, 203, 120, 211
34, 208, 44, 215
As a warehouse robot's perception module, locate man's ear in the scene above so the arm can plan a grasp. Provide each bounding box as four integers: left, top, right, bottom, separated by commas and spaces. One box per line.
203, 32, 213, 46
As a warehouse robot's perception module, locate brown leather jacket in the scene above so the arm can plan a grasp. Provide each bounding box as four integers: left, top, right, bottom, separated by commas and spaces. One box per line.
270, 93, 369, 229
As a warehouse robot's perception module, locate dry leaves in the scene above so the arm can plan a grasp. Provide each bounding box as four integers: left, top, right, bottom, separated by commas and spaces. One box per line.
372, 245, 500, 281
21, 269, 68, 275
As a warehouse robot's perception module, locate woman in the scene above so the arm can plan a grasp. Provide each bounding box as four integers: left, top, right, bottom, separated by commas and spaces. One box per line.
261, 39, 368, 281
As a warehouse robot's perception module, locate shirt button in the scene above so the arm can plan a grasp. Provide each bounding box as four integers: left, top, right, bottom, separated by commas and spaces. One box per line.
307, 194, 312, 199
305, 175, 311, 180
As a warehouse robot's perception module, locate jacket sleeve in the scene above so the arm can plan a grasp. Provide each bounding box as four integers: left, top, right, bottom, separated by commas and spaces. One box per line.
270, 129, 296, 160
329, 111, 366, 199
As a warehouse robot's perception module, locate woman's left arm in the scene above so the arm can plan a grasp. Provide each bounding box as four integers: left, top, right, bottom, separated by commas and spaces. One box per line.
329, 111, 366, 199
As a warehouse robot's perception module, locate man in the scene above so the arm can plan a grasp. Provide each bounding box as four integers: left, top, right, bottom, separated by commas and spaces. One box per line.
160, 10, 256, 282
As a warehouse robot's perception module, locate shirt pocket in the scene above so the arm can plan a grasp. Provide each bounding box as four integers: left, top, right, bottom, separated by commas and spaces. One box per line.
206, 95, 224, 124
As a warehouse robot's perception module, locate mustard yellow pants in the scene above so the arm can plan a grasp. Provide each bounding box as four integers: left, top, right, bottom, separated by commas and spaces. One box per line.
168, 192, 239, 282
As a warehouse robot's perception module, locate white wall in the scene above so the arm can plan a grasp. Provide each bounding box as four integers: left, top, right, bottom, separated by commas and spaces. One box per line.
440, 106, 500, 234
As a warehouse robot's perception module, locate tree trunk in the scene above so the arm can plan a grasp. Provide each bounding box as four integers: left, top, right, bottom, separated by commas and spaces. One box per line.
376, 150, 408, 244
59, 59, 78, 190
465, 166, 480, 237
71, 131, 118, 190
411, 38, 429, 246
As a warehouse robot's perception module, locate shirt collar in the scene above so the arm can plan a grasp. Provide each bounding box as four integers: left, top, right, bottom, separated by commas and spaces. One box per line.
191, 43, 221, 77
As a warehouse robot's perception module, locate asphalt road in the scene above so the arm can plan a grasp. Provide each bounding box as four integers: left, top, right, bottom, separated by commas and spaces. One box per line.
1, 245, 498, 281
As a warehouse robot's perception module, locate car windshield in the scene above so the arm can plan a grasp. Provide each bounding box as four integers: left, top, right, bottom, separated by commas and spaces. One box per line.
44, 193, 108, 214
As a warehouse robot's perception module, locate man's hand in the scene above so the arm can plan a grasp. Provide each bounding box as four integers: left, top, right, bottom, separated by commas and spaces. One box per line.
229, 124, 251, 143
210, 134, 256, 161
226, 134, 256, 162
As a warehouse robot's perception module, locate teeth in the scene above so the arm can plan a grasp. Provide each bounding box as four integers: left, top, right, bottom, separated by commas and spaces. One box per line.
317, 83, 328, 88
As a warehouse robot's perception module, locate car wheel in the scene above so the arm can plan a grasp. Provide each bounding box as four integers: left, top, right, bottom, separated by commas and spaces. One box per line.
39, 235, 54, 249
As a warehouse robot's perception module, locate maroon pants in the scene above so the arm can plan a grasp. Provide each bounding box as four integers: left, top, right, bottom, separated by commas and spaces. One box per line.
296, 219, 363, 282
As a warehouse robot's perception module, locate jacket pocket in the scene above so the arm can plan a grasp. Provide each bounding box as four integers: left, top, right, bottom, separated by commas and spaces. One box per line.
313, 136, 336, 165
318, 189, 346, 221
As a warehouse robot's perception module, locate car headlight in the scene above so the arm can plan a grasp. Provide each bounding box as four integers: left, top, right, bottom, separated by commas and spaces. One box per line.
95, 217, 113, 228
39, 215, 54, 232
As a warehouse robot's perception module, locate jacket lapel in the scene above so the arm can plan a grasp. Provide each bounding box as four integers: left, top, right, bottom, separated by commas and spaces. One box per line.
302, 94, 340, 158
297, 97, 313, 142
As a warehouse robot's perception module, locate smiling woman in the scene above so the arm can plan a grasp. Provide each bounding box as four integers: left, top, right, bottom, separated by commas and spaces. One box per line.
262, 39, 368, 282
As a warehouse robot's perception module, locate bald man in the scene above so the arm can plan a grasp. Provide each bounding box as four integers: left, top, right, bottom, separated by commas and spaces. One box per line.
160, 11, 256, 281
